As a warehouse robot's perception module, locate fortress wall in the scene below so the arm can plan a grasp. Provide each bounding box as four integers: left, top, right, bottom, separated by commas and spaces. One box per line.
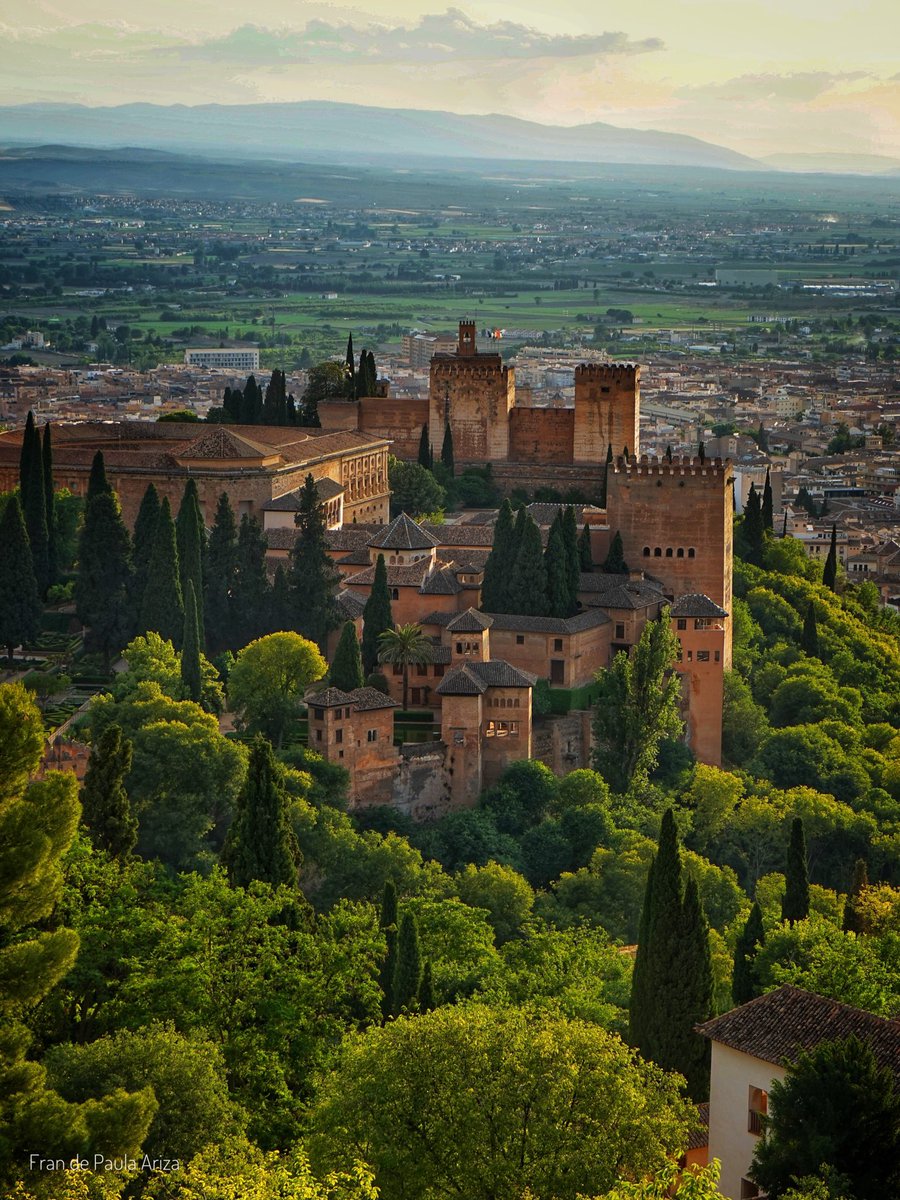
508, 407, 575, 464
358, 395, 429, 459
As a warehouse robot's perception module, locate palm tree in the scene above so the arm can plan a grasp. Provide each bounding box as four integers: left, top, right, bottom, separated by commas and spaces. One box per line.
377, 623, 435, 711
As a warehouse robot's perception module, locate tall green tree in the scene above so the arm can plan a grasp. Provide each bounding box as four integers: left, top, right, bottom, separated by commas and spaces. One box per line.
228, 631, 326, 749
205, 492, 238, 652
822, 524, 838, 592
762, 467, 774, 532
417, 424, 431, 469
176, 479, 206, 648
782, 817, 810, 926
233, 513, 270, 648
18, 409, 36, 498
240, 375, 263, 424
545, 519, 571, 619
743, 484, 765, 567
481, 499, 516, 612
21, 413, 49, 595
842, 859, 869, 935
362, 554, 393, 676
42, 423, 57, 589
80, 723, 137, 859
0, 495, 41, 663
75, 490, 133, 669
801, 602, 819, 658
441, 421, 455, 476
138, 497, 183, 646
222, 735, 302, 889
751, 1036, 900, 1199
392, 911, 422, 1015
732, 901, 766, 1006
379, 880, 399, 1019
331, 621, 365, 692
345, 333, 355, 381
578, 522, 593, 572
132, 483, 161, 604
86, 449, 111, 500
181, 581, 203, 704
377, 623, 434, 711
0, 683, 154, 1178
629, 809, 712, 1100
592, 611, 682, 793
562, 506, 580, 609
603, 530, 628, 574
289, 473, 340, 652
508, 514, 548, 617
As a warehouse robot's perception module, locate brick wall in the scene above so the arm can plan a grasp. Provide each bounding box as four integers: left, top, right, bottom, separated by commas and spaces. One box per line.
508, 408, 575, 464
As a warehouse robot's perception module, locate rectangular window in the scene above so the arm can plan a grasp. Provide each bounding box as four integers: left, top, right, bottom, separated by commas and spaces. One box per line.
393, 664, 403, 676
434, 664, 445, 677
312, 708, 324, 721
550, 659, 565, 685
516, 634, 525, 645
411, 688, 422, 705
615, 623, 625, 639
335, 728, 343, 744
676, 618, 687, 631
687, 650, 693, 662
714, 651, 721, 663
696, 650, 710, 662
315, 729, 322, 742
553, 638, 564, 652
416, 663, 428, 676
748, 1087, 768, 1136
367, 729, 378, 743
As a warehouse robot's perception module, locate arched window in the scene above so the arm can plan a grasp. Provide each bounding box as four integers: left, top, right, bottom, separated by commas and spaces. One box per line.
643, 547, 650, 557
688, 548, 696, 559
654, 547, 662, 557
676, 548, 684, 558
665, 548, 673, 558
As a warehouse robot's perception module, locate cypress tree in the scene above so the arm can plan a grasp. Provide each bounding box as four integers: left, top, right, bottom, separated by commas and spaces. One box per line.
75, 490, 133, 669
176, 479, 206, 648
698, 441, 705, 464
418, 424, 431, 469
132, 483, 161, 605
346, 333, 355, 380
545, 520, 570, 618
290, 473, 340, 652
508, 515, 548, 617
441, 421, 455, 476
205, 492, 238, 652
801, 602, 819, 657
362, 553, 393, 675
269, 564, 293, 634
222, 735, 302, 889
603, 530, 628, 574
578, 522, 593, 572
0, 495, 41, 663
732, 901, 765, 1006
843, 858, 869, 935
622, 445, 630, 461
241, 375, 262, 424
80, 723, 137, 859
418, 960, 435, 1012
21, 415, 49, 595
87, 450, 111, 500
481, 499, 516, 613
379, 880, 399, 1018
138, 497, 183, 646
180, 580, 203, 703
562, 506, 580, 614
823, 524, 838, 591
665, 445, 673, 463
629, 809, 712, 1100
393, 910, 423, 1015
782, 817, 810, 926
743, 484, 764, 567
19, 409, 36, 498
762, 468, 774, 532
365, 351, 377, 397
600, 443, 613, 507
42, 423, 57, 589
781, 511, 788, 538
331, 621, 365, 692
233, 513, 270, 648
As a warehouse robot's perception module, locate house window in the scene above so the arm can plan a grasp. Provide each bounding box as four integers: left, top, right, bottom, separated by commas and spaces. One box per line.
456, 642, 463, 655
688, 548, 696, 558
312, 708, 324, 721
686, 650, 693, 662
654, 547, 662, 557
434, 664, 445, 677
695, 618, 710, 630
553, 638, 563, 652
714, 650, 721, 663
411, 688, 422, 705
315, 729, 322, 742
748, 1086, 767, 1136
676, 619, 687, 631
550, 659, 565, 685
740, 1180, 760, 1200
696, 650, 710, 662
509, 722, 519, 736
335, 728, 343, 744
516, 634, 525, 645
390, 588, 399, 600
677, 547, 684, 558
416, 663, 428, 676
367, 729, 378, 743
615, 623, 625, 640
643, 547, 650, 557
665, 547, 673, 557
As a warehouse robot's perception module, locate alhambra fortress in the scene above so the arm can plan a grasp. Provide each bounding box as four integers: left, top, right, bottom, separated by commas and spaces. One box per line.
0, 322, 733, 819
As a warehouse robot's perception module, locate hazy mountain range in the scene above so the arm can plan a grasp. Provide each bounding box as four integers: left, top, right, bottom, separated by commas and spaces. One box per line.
1, 102, 897, 177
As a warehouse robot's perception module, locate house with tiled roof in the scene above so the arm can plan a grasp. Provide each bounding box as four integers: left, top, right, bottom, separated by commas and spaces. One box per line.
696, 986, 900, 1200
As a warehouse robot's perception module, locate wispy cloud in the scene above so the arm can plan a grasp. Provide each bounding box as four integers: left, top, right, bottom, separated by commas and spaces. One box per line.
680, 72, 871, 104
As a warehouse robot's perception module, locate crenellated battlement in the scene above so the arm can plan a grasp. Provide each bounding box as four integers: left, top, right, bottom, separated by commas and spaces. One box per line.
574, 362, 640, 382
613, 454, 732, 480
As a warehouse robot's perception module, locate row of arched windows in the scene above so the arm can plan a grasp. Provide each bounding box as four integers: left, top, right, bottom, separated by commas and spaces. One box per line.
643, 546, 695, 559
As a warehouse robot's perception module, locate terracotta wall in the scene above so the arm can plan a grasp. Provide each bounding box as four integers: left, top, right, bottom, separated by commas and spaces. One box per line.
508, 407, 575, 464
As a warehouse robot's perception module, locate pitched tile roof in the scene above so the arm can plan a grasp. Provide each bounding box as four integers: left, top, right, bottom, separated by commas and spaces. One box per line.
436, 660, 536, 695
696, 986, 900, 1079
670, 593, 729, 618
687, 1103, 710, 1151
446, 608, 494, 633
485, 609, 610, 634
335, 590, 366, 620
578, 573, 666, 610
308, 686, 398, 711
175, 427, 277, 461
368, 512, 439, 551
420, 566, 465, 595
421, 523, 496, 547
262, 478, 344, 509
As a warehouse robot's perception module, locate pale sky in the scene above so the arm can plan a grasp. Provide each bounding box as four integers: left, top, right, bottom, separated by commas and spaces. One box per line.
2, 0, 898, 159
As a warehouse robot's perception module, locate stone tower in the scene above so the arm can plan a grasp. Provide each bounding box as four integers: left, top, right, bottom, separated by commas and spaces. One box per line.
429, 321, 515, 463
573, 363, 640, 464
